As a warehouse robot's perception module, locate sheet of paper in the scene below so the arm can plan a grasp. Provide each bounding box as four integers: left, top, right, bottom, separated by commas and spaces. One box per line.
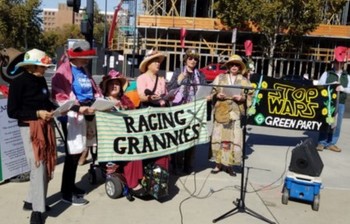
162, 88, 179, 101
222, 85, 242, 96
195, 85, 213, 99
53, 100, 75, 117
91, 98, 116, 111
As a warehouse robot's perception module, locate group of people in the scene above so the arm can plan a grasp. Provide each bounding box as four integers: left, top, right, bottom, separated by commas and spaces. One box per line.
7, 39, 349, 224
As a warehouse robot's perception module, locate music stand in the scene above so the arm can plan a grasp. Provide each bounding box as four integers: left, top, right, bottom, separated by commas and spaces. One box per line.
212, 87, 276, 224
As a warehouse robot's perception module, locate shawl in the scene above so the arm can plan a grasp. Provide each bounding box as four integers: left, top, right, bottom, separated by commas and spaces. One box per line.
28, 120, 56, 180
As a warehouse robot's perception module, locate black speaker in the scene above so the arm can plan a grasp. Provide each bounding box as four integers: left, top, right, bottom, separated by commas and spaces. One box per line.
289, 138, 324, 177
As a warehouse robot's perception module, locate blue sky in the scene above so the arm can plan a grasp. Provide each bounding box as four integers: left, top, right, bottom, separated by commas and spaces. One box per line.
41, 0, 119, 12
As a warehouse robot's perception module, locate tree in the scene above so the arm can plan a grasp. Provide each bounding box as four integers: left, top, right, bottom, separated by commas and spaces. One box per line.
213, 0, 347, 76
0, 0, 43, 50
41, 24, 84, 56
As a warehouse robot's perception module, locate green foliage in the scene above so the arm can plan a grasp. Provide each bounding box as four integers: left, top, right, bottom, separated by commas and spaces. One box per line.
213, 0, 347, 57
0, 0, 108, 56
0, 0, 43, 50
41, 24, 84, 56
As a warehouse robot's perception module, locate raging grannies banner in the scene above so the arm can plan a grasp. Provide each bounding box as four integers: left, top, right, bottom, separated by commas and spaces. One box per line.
95, 99, 209, 162
248, 75, 338, 131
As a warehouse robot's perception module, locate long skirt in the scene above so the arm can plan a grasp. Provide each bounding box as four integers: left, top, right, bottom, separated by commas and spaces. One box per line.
211, 120, 242, 166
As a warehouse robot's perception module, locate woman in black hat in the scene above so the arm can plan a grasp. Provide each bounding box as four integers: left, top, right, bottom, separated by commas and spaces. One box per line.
167, 48, 207, 174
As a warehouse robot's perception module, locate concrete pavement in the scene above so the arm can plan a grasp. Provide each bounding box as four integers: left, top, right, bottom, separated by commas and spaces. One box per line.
1, 119, 350, 224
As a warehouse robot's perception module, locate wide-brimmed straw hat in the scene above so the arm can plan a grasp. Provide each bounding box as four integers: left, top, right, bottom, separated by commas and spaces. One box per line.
139, 49, 166, 73
67, 40, 97, 59
15, 49, 55, 68
0, 47, 25, 82
100, 69, 129, 95
224, 54, 246, 74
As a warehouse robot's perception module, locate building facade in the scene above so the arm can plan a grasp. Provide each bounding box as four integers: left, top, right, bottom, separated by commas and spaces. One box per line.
42, 3, 115, 31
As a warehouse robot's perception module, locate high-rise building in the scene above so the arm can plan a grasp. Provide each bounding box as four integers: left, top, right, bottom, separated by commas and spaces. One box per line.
42, 3, 114, 31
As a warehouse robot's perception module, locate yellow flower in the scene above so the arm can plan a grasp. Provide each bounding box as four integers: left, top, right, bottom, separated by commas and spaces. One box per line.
258, 93, 263, 99
321, 89, 328, 97
261, 81, 268, 89
322, 108, 328, 116
251, 83, 257, 89
332, 93, 337, 99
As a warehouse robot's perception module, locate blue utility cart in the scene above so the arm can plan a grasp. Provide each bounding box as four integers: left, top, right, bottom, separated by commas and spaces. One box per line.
282, 171, 322, 211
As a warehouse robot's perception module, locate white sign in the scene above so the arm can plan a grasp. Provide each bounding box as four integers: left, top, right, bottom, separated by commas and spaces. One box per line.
0, 99, 29, 181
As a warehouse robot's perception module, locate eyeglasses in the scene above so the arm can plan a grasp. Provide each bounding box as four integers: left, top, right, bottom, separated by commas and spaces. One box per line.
188, 57, 199, 62
231, 63, 240, 67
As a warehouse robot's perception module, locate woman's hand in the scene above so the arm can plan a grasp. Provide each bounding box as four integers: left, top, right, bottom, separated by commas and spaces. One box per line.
150, 94, 161, 101
177, 72, 186, 84
37, 110, 54, 121
79, 106, 95, 115
233, 95, 244, 102
217, 92, 226, 100
159, 100, 166, 106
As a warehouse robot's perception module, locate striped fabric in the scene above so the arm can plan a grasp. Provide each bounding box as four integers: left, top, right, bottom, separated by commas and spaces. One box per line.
96, 99, 209, 162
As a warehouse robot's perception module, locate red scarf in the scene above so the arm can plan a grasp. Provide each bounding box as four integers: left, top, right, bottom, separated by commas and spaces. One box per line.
28, 120, 56, 180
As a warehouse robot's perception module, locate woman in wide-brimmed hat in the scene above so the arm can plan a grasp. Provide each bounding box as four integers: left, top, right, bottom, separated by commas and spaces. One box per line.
136, 49, 170, 172
51, 40, 102, 206
7, 48, 57, 224
100, 69, 134, 110
99, 69, 147, 197
137, 49, 168, 107
210, 54, 252, 177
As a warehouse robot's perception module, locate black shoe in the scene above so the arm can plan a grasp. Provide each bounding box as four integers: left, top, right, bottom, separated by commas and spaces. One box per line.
23, 201, 51, 212
226, 168, 237, 177
30, 211, 43, 224
130, 187, 147, 198
73, 186, 87, 197
61, 195, 89, 206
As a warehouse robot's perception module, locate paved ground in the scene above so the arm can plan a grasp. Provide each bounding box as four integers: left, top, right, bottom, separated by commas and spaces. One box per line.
1, 117, 350, 224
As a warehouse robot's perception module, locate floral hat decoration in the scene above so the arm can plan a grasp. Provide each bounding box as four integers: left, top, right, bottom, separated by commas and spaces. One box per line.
14, 49, 54, 68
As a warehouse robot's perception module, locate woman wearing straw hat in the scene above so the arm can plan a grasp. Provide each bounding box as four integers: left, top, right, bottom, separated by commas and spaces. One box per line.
167, 48, 207, 174
210, 54, 252, 177
52, 40, 103, 206
136, 49, 170, 170
7, 49, 57, 224
99, 69, 147, 197
137, 49, 169, 107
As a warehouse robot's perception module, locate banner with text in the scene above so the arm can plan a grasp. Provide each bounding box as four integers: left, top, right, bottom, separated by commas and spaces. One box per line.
96, 99, 209, 162
0, 99, 29, 182
248, 75, 338, 131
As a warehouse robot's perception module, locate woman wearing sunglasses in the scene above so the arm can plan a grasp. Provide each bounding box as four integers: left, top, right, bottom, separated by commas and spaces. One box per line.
210, 54, 252, 177
167, 48, 207, 175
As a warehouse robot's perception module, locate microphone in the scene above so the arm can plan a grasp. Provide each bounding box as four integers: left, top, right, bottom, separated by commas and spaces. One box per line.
144, 89, 153, 96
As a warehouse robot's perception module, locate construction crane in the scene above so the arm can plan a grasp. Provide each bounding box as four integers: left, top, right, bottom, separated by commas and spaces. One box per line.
108, 0, 124, 50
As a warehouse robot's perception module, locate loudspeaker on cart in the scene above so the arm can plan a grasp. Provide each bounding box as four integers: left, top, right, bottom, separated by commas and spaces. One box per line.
282, 138, 324, 211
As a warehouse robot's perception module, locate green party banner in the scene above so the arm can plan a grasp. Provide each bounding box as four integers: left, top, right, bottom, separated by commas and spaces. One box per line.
248, 75, 338, 131
96, 99, 209, 162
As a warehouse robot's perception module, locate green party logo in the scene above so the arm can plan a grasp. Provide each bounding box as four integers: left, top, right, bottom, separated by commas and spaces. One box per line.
254, 113, 265, 125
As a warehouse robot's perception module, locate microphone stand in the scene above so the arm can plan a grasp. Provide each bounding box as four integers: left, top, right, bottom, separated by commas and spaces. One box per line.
211, 86, 276, 224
